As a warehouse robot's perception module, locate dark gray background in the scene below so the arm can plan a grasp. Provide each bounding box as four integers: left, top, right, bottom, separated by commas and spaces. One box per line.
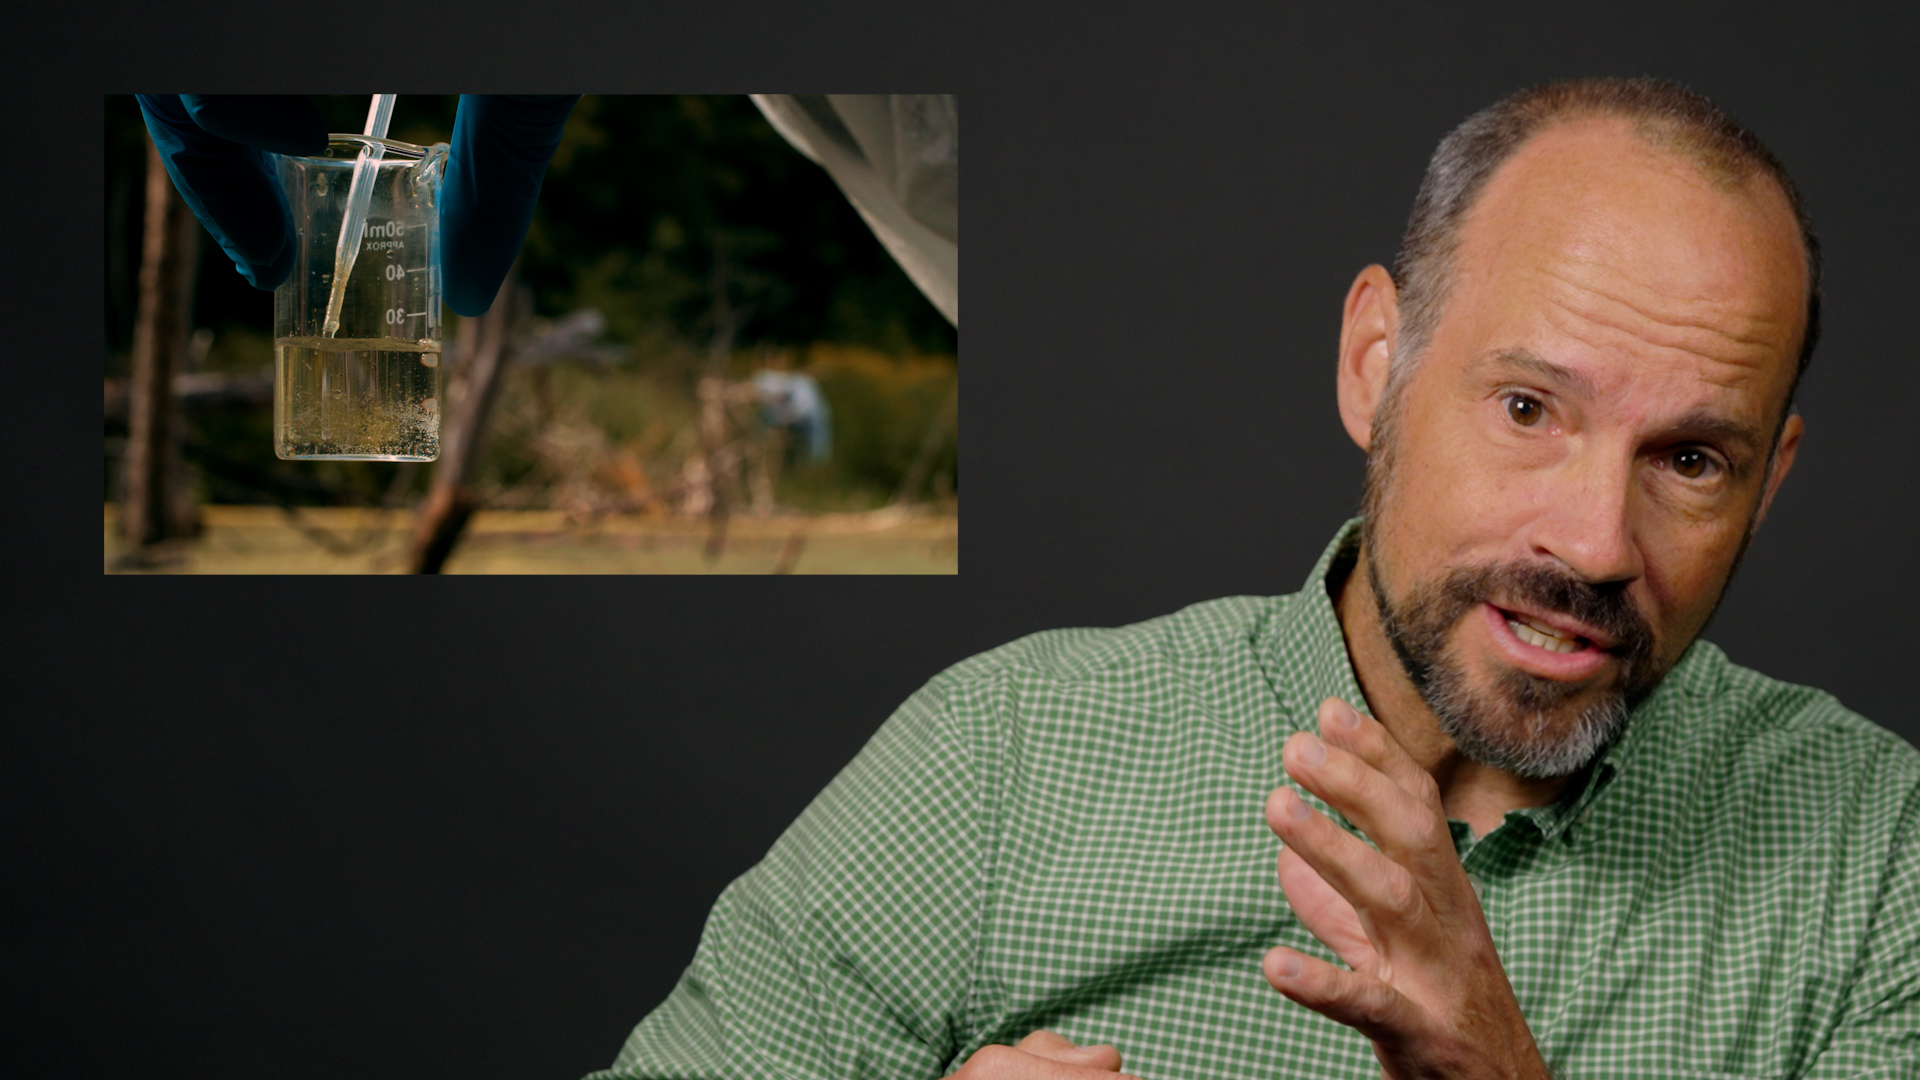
6, 2, 1917, 1077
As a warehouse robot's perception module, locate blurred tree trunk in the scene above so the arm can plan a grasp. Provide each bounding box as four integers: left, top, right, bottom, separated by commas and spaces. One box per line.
122, 137, 201, 549
406, 269, 525, 574
693, 231, 750, 559
693, 374, 730, 558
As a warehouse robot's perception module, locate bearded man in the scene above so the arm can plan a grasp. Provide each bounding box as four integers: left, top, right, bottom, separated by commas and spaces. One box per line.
589, 78, 1919, 1080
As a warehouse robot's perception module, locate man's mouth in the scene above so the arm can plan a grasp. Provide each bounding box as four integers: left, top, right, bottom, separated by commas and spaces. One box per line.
1503, 611, 1588, 654
1480, 603, 1614, 681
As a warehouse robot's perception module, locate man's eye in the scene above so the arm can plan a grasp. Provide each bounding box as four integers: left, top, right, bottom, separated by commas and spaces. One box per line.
1671, 447, 1716, 480
1504, 394, 1545, 427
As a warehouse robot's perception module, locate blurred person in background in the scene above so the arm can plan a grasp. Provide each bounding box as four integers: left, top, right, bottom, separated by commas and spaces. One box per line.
752, 368, 832, 463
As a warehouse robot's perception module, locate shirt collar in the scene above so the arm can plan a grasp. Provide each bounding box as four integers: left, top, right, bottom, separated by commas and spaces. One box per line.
1259, 517, 1371, 743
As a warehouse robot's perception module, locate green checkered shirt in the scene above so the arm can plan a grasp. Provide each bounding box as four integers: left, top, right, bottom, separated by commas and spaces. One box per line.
591, 522, 1920, 1079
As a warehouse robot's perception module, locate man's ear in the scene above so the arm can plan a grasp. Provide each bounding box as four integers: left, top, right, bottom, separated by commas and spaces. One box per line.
1338, 265, 1400, 452
1754, 412, 1804, 528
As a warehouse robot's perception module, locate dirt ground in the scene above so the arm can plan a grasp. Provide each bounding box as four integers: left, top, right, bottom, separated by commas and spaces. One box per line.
104, 504, 958, 575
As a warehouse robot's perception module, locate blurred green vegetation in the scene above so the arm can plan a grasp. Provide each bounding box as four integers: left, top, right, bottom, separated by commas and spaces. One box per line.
473, 343, 956, 514
106, 95, 958, 513
807, 345, 959, 506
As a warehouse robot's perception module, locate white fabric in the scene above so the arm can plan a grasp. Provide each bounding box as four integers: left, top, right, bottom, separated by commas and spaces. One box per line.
751, 94, 958, 327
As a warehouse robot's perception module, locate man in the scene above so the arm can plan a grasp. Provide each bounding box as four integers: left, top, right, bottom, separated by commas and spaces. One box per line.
590, 78, 1919, 1079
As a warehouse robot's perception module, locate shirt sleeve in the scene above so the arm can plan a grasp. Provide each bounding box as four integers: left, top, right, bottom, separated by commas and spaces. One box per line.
585, 671, 993, 1079
1805, 769, 1920, 1079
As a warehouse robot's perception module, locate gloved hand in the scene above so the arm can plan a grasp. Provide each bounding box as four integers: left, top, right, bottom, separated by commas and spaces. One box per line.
135, 94, 579, 316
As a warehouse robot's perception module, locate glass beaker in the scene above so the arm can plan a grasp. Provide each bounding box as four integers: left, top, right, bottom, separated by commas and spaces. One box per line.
274, 136, 449, 460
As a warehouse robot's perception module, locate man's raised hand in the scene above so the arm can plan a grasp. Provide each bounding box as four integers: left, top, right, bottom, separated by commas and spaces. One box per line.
1262, 697, 1552, 1080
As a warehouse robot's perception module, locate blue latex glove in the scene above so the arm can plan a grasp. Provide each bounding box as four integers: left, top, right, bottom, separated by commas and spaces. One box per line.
135, 94, 325, 290
135, 94, 578, 315
440, 95, 578, 316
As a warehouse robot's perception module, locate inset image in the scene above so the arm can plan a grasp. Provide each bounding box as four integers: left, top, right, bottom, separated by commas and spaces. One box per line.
106, 94, 957, 574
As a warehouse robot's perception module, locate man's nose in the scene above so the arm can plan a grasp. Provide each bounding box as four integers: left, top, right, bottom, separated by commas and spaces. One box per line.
1525, 452, 1646, 585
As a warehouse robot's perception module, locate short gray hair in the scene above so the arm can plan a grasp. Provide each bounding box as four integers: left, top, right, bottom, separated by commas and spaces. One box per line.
1389, 77, 1822, 411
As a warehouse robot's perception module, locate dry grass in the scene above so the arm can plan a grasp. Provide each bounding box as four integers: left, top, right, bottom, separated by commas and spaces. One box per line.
104, 504, 958, 575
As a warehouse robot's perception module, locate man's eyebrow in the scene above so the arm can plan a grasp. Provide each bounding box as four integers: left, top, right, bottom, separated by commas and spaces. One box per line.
1663, 408, 1767, 464
1476, 349, 1601, 400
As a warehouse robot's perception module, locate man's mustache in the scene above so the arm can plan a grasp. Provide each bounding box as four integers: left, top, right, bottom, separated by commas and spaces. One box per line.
1441, 561, 1657, 671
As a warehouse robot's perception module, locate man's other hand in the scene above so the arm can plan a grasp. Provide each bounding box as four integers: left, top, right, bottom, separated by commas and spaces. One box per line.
1262, 697, 1552, 1080
953, 1031, 1135, 1078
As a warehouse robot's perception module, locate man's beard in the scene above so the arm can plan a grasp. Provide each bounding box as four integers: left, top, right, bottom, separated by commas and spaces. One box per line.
1362, 539, 1661, 778
1357, 384, 1667, 780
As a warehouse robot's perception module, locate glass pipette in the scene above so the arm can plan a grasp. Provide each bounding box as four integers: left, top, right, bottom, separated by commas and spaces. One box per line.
321, 94, 397, 338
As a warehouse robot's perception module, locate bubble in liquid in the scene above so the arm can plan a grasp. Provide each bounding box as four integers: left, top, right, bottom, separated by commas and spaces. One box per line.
423, 398, 437, 412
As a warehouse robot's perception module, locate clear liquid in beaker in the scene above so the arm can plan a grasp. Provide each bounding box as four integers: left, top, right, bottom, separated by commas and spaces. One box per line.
274, 336, 441, 460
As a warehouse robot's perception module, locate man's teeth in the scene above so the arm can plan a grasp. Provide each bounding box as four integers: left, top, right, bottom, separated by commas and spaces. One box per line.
1507, 615, 1582, 653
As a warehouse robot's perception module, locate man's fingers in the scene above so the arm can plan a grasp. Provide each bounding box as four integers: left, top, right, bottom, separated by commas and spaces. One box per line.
1014, 1030, 1124, 1071
1318, 697, 1442, 811
1299, 698, 1496, 931
1285, 724, 1454, 882
1276, 845, 1382, 975
1263, 946, 1424, 1047
1267, 783, 1430, 940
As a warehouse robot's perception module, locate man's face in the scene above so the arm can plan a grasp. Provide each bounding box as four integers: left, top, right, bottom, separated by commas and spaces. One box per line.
1360, 118, 1807, 778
